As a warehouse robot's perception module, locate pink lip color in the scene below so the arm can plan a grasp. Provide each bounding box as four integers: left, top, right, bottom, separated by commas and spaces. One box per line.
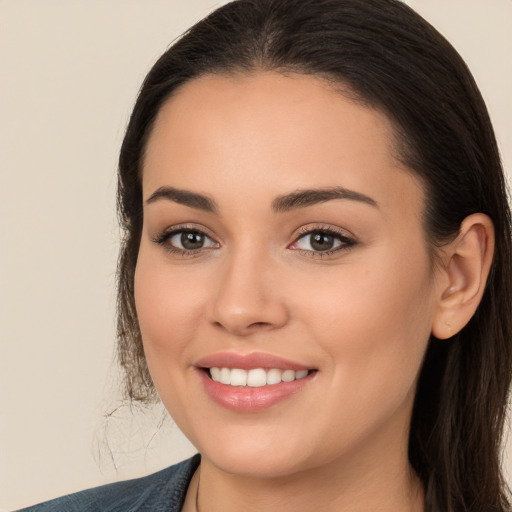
195, 352, 311, 371
195, 352, 315, 412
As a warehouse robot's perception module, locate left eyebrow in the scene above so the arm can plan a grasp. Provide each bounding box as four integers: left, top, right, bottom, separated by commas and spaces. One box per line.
271, 187, 378, 213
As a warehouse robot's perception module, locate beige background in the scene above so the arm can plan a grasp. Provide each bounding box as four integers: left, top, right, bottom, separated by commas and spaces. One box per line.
1, 1, 511, 510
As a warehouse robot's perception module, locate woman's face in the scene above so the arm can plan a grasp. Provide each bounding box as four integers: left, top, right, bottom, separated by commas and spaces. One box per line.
135, 72, 442, 478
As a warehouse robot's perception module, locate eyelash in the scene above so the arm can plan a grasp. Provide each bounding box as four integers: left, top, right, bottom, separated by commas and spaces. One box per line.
151, 224, 357, 258
151, 224, 217, 257
292, 225, 357, 258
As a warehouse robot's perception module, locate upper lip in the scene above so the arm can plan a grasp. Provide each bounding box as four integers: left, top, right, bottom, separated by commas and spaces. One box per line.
195, 352, 313, 371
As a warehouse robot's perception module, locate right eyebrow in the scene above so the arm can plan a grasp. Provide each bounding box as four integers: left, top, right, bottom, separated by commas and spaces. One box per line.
145, 186, 218, 213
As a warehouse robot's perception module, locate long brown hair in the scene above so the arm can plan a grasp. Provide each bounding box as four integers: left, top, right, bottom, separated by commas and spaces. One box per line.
116, 1, 512, 509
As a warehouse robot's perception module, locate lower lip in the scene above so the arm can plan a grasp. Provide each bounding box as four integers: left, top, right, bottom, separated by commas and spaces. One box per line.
198, 369, 315, 412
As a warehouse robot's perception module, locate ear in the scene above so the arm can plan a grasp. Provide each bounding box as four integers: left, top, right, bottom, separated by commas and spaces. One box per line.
431, 213, 495, 340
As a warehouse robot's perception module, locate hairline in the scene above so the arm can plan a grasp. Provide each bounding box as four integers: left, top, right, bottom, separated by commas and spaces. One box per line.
138, 66, 443, 264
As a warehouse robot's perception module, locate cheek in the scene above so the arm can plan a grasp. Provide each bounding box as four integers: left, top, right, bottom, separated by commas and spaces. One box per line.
133, 245, 207, 371
292, 245, 435, 400
133, 248, 211, 429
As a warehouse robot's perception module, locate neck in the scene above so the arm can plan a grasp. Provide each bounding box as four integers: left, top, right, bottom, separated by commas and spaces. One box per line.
187, 444, 424, 512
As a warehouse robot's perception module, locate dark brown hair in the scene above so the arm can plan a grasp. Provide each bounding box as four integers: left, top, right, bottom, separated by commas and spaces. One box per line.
116, 1, 512, 510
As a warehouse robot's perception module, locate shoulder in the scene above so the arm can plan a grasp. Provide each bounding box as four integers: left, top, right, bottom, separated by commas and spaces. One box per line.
15, 454, 200, 512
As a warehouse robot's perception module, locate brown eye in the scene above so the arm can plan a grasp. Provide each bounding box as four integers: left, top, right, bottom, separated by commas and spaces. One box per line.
154, 228, 219, 253
179, 231, 206, 250
290, 228, 356, 256
309, 232, 336, 251
295, 230, 341, 252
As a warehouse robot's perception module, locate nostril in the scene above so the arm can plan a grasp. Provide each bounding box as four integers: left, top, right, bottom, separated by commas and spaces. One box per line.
212, 320, 271, 332
249, 322, 270, 328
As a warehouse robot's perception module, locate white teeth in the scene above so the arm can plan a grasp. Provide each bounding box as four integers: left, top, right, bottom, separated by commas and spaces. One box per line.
266, 368, 282, 385
295, 370, 308, 379
247, 368, 267, 387
219, 367, 231, 385
230, 368, 247, 386
210, 367, 221, 381
209, 367, 310, 387
281, 369, 295, 382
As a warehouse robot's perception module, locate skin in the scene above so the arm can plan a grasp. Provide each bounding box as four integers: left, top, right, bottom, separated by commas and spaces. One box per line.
134, 72, 491, 511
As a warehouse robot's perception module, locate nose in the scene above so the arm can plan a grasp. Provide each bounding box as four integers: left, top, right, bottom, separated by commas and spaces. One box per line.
208, 249, 289, 336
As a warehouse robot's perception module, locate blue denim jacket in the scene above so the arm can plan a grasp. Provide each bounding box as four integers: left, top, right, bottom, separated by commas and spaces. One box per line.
15, 454, 200, 512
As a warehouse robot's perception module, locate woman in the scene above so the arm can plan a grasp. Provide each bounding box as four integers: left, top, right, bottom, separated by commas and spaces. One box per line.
19, 0, 512, 510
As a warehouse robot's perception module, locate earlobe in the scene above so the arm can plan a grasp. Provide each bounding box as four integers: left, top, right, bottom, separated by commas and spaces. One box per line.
432, 213, 494, 340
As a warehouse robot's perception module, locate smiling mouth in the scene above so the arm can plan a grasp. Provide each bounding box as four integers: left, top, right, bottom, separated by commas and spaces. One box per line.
206, 367, 313, 387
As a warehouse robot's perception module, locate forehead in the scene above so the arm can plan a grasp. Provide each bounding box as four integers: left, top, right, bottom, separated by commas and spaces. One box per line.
143, 71, 424, 217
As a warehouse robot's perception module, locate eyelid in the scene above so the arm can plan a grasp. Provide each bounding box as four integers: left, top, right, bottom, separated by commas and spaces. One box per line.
151, 223, 220, 255
288, 224, 357, 257
151, 222, 356, 258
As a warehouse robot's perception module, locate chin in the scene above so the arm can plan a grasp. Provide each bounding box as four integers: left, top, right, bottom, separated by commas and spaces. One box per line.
202, 445, 313, 479
185, 421, 325, 479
